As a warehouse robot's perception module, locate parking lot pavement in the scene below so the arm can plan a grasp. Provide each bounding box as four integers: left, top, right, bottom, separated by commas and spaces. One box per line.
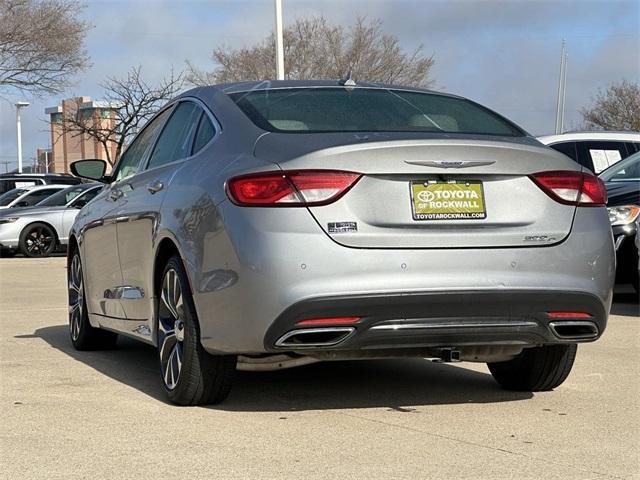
0, 257, 638, 480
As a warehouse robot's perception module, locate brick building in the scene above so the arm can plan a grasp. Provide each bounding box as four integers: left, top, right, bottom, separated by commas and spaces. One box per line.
45, 97, 116, 173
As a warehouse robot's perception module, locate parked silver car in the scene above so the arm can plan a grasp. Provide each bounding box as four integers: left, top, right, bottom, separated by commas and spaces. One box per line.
0, 183, 102, 257
68, 80, 615, 405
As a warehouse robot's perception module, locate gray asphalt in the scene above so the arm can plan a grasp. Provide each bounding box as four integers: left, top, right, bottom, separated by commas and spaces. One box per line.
1, 256, 638, 480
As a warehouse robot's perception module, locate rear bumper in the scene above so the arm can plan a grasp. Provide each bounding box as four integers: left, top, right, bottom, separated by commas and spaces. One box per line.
264, 290, 607, 353
193, 204, 615, 355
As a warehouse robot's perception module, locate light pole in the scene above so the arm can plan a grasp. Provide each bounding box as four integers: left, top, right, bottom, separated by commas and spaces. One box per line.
554, 41, 567, 135
274, 0, 284, 80
15, 101, 30, 173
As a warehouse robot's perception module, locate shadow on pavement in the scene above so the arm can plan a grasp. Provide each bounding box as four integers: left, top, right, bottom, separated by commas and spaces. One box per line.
611, 287, 640, 317
28, 324, 532, 410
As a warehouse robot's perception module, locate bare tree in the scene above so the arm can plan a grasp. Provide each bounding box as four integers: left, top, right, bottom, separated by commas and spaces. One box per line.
0, 0, 90, 96
187, 16, 435, 88
59, 66, 183, 165
581, 80, 640, 131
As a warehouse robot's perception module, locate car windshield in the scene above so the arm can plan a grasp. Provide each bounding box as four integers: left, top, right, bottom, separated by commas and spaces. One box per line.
0, 188, 27, 206
228, 87, 525, 136
37, 185, 91, 207
599, 152, 640, 182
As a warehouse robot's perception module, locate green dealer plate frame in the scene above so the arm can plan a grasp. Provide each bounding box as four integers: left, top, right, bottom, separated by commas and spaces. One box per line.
410, 180, 487, 220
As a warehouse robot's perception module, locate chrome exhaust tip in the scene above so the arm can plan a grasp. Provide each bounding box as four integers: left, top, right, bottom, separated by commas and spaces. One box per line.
275, 327, 355, 348
549, 321, 599, 340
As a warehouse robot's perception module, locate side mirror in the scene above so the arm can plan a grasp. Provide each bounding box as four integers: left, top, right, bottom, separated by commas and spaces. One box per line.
70, 159, 108, 182
13, 201, 29, 207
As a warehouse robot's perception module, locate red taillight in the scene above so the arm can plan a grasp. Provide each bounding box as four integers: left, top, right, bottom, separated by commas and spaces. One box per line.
530, 171, 607, 206
296, 316, 361, 326
547, 311, 592, 319
226, 170, 361, 207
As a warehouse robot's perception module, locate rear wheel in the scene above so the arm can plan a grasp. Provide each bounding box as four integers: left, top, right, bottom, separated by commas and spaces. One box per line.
157, 255, 236, 405
20, 222, 56, 257
68, 251, 118, 350
488, 344, 577, 391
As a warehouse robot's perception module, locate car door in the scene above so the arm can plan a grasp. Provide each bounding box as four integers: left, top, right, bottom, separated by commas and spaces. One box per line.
61, 187, 102, 239
81, 108, 171, 323
115, 100, 203, 327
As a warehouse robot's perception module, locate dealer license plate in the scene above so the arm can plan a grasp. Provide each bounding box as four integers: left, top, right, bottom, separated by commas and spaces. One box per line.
410, 180, 486, 220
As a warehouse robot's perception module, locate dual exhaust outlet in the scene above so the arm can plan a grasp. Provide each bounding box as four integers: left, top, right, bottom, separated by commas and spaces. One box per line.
274, 319, 600, 349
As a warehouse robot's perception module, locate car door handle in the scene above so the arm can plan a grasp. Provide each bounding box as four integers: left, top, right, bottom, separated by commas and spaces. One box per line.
109, 189, 123, 201
147, 181, 164, 194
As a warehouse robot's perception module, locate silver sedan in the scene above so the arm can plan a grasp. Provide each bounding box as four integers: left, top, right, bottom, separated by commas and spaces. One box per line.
67, 80, 615, 405
0, 183, 101, 257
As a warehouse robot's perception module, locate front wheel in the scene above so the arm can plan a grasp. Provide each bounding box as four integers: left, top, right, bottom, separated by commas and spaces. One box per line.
488, 344, 577, 392
157, 255, 236, 405
20, 222, 57, 257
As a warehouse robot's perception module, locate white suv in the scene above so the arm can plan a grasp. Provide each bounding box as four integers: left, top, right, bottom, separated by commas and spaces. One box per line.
538, 131, 640, 174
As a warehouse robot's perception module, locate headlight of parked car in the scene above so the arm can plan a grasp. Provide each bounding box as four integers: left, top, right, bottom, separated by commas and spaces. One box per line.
0, 217, 19, 225
608, 205, 640, 226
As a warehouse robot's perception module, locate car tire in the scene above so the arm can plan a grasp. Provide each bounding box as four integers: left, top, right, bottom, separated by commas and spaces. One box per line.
157, 255, 236, 406
19, 222, 57, 257
487, 344, 577, 392
68, 251, 118, 350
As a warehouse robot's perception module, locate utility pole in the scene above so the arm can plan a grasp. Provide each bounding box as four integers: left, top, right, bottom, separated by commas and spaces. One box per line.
15, 101, 30, 173
274, 0, 285, 80
554, 41, 567, 134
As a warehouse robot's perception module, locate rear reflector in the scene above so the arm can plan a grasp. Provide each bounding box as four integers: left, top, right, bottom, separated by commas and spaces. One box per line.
296, 316, 361, 326
530, 171, 607, 206
227, 170, 361, 206
547, 311, 592, 319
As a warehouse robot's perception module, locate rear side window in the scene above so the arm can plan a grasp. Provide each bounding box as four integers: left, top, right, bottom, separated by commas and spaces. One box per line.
192, 114, 216, 154
549, 142, 578, 162
577, 141, 628, 174
229, 87, 524, 136
147, 102, 201, 169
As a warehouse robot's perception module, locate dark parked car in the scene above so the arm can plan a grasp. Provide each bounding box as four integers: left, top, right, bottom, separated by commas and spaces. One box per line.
599, 152, 640, 293
0, 173, 81, 195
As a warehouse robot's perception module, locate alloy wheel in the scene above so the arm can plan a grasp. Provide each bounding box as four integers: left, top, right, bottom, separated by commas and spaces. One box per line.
25, 226, 54, 256
158, 268, 186, 390
68, 254, 84, 341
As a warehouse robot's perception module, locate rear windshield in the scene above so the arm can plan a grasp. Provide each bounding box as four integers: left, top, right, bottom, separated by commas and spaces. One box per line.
0, 188, 27, 206
228, 87, 524, 136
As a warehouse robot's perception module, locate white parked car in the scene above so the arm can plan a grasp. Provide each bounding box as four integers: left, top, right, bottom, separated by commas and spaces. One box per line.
0, 184, 102, 257
538, 131, 640, 174
0, 184, 68, 210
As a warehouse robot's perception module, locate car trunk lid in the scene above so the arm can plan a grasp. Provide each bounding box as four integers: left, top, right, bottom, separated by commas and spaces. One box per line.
254, 133, 580, 249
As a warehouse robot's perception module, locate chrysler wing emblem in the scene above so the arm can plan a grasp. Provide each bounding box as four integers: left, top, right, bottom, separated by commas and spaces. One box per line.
404, 160, 495, 168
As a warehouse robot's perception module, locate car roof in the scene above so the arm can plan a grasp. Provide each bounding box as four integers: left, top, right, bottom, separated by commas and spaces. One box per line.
0, 172, 76, 178
538, 131, 640, 144
181, 79, 464, 98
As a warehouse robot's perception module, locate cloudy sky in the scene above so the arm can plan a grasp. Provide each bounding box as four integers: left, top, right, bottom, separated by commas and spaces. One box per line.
1, 0, 638, 171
